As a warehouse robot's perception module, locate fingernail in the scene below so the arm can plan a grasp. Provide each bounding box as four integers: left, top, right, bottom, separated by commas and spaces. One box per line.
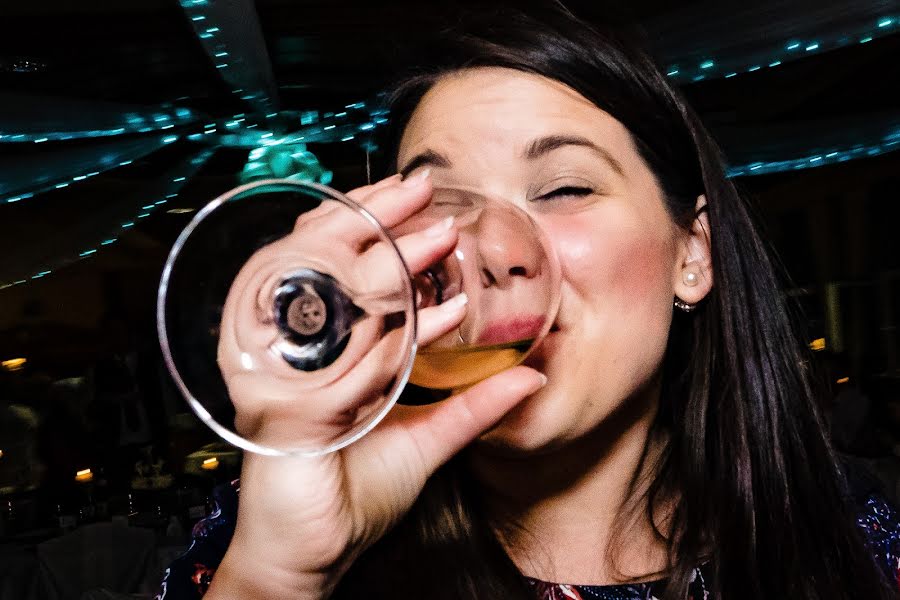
424, 216, 454, 237
440, 292, 468, 312
537, 373, 548, 387
401, 168, 431, 188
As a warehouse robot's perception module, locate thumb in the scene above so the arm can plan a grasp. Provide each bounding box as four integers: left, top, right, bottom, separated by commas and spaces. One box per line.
400, 366, 547, 477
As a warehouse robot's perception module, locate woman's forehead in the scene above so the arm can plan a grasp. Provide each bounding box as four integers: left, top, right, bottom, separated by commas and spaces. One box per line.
398, 68, 631, 166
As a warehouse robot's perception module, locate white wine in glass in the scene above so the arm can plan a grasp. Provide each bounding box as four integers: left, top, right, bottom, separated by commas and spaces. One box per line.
409, 338, 536, 390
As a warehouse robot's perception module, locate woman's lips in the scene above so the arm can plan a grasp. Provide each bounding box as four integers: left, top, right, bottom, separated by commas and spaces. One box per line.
476, 315, 547, 345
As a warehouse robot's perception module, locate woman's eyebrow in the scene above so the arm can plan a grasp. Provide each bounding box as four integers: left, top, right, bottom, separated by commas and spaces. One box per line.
399, 149, 452, 178
399, 135, 623, 178
523, 134, 624, 176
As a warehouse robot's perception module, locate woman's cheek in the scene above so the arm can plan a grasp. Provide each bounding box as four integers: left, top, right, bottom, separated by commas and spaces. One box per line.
550, 215, 673, 308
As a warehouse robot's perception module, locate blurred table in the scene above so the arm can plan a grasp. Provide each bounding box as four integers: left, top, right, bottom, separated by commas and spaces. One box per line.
0, 543, 39, 600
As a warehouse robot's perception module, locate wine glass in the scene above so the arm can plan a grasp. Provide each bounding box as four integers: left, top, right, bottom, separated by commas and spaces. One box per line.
157, 179, 560, 456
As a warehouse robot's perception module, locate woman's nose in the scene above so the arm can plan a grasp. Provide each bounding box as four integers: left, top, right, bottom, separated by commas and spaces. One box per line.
475, 206, 541, 288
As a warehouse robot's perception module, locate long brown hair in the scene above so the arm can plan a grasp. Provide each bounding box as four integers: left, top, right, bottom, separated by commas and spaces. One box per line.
335, 6, 896, 599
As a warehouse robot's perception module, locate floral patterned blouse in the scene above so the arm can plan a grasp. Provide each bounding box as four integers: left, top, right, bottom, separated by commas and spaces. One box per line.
155, 479, 900, 599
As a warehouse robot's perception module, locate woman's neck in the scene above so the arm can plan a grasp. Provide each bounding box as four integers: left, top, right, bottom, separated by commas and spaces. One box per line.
467, 384, 671, 586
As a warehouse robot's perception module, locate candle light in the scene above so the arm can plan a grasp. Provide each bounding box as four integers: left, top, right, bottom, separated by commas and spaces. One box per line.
75, 468, 94, 483
1, 358, 26, 371
201, 457, 219, 470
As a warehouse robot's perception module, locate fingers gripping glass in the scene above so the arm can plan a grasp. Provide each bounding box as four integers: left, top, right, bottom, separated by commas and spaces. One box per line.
157, 179, 560, 457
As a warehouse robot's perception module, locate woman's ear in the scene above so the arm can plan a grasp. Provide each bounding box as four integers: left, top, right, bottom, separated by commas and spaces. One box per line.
673, 195, 713, 306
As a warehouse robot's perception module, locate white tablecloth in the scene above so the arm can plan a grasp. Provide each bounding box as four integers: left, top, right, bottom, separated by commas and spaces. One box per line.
0, 543, 40, 600
36, 523, 157, 600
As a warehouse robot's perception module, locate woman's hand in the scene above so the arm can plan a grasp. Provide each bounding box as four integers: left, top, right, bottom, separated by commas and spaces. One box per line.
206, 172, 546, 599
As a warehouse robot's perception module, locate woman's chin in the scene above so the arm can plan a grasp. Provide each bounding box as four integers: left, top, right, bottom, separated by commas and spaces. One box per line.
473, 385, 568, 456
470, 327, 580, 454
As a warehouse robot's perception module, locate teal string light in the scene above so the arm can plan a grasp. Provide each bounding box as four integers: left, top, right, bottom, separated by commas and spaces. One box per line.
178, 0, 279, 115
666, 15, 898, 83
1, 134, 182, 204
727, 128, 900, 177
0, 104, 198, 144
2, 102, 383, 201
197, 101, 388, 149
0, 149, 215, 290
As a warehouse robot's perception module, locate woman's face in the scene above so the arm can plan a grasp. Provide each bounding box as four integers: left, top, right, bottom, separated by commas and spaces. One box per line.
398, 67, 710, 454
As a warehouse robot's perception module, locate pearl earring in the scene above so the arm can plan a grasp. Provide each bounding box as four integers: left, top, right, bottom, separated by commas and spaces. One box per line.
683, 270, 699, 287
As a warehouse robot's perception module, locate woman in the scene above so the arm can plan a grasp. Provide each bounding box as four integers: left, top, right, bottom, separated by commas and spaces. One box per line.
159, 6, 900, 599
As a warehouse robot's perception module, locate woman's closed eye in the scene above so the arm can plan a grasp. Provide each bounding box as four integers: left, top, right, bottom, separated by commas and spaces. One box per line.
534, 185, 595, 201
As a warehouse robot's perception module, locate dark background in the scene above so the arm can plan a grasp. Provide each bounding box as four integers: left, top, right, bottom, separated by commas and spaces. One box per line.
0, 1, 898, 596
